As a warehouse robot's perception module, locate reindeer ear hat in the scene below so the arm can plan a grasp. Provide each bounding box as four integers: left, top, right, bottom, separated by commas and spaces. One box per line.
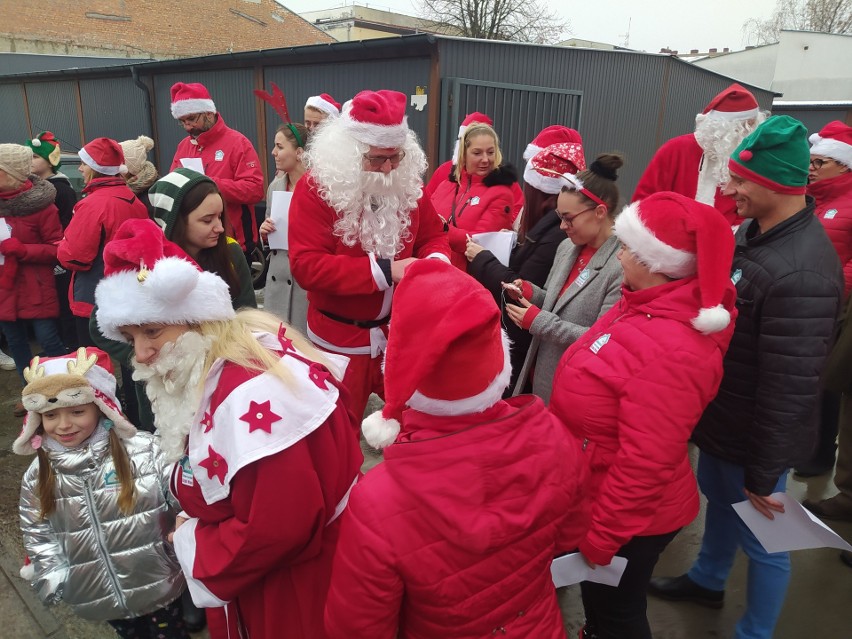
13, 347, 136, 455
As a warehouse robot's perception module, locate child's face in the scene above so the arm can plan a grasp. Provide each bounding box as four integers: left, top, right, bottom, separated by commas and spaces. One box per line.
41, 404, 100, 448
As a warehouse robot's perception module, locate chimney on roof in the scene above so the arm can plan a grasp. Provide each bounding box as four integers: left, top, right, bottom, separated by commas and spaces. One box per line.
746, 45, 755, 50
709, 48, 717, 53
723, 47, 729, 52
690, 49, 699, 54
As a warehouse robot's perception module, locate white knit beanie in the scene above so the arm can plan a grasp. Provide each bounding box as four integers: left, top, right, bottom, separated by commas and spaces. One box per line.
0, 144, 33, 183
120, 136, 155, 176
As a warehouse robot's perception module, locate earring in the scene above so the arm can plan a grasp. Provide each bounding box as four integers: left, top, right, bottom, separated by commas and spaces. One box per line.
103, 419, 115, 431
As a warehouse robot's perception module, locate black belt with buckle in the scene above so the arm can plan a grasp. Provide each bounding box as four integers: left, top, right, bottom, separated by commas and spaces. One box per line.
319, 309, 390, 329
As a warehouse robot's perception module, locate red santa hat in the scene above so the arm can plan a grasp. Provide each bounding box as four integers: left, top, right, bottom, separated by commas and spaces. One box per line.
78, 137, 128, 176
523, 137, 586, 194
524, 125, 582, 161
94, 218, 235, 342
451, 112, 494, 165
614, 191, 736, 335
341, 89, 409, 148
170, 82, 217, 119
14, 347, 136, 455
809, 120, 852, 169
305, 93, 341, 117
362, 259, 511, 449
701, 83, 759, 121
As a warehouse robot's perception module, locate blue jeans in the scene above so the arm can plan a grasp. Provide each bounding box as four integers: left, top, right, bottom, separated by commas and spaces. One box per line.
0, 319, 67, 383
688, 451, 790, 639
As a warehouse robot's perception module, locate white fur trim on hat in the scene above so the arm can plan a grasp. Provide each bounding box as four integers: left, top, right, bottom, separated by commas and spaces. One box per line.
692, 304, 731, 335
305, 95, 340, 117
523, 143, 542, 161
809, 135, 852, 169
171, 98, 216, 119
341, 114, 409, 148
523, 162, 565, 195
95, 257, 235, 342
615, 202, 697, 279
703, 107, 759, 121
78, 147, 127, 176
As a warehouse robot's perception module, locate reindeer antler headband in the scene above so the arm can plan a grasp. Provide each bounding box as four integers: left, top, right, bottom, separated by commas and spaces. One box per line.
254, 82, 305, 148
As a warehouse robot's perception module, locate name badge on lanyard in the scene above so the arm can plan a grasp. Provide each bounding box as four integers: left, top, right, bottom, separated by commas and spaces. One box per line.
180, 455, 195, 487
575, 268, 591, 288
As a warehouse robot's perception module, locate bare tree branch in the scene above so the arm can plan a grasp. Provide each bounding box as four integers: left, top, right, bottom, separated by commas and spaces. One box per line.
417, 0, 570, 44
743, 0, 852, 45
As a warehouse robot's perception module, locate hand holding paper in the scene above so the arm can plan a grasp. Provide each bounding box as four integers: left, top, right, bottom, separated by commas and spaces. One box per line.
551, 552, 627, 588
470, 231, 517, 267
179, 158, 205, 174
267, 191, 292, 250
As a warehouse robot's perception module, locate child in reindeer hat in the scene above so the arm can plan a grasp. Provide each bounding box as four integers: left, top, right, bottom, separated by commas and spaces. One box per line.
15, 347, 189, 638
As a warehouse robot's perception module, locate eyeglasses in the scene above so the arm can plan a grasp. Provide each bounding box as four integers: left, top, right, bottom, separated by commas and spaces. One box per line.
362, 150, 406, 169
557, 206, 595, 227
178, 113, 205, 128
810, 158, 835, 170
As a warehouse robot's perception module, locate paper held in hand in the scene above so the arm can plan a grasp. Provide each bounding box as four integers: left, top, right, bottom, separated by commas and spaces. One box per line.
179, 158, 205, 174
732, 492, 852, 554
266, 191, 292, 250
0, 217, 10, 265
471, 231, 517, 267
551, 552, 627, 588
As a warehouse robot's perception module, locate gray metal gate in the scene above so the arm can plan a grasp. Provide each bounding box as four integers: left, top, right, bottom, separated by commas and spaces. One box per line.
439, 77, 583, 175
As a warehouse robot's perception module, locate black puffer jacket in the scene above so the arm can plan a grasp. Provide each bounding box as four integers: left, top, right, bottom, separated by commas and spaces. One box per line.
693, 200, 843, 495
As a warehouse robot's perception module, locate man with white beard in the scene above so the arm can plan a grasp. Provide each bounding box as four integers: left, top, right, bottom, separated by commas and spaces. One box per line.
633, 83, 766, 227
289, 89, 450, 422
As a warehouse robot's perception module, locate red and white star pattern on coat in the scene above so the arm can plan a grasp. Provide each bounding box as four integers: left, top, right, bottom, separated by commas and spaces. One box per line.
277, 324, 294, 353
308, 363, 332, 390
198, 445, 228, 484
239, 399, 282, 434
200, 411, 214, 433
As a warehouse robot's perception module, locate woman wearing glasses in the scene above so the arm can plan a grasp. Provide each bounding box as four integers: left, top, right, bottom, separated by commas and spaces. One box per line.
429, 123, 521, 270
504, 154, 624, 403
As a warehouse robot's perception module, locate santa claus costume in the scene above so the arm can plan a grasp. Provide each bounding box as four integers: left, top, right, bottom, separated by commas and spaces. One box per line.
289, 89, 450, 422
325, 259, 587, 639
633, 83, 764, 227
94, 218, 362, 639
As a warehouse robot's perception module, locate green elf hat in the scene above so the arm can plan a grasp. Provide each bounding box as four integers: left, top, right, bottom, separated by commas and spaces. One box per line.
728, 115, 809, 194
148, 168, 215, 239
25, 131, 62, 170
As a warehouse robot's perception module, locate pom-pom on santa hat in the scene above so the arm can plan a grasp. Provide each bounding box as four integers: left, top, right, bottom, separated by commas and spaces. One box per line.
362, 259, 512, 449
614, 191, 737, 335
13, 347, 136, 455
524, 137, 586, 195
95, 218, 235, 342
170, 82, 216, 119
524, 125, 581, 161
25, 131, 62, 169
341, 89, 409, 148
305, 93, 341, 117
702, 82, 759, 121
809, 120, 852, 169
79, 137, 128, 176
728, 115, 810, 194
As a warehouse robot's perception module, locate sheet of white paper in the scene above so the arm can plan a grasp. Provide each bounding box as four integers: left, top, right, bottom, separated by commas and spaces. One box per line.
0, 217, 10, 265
266, 191, 293, 250
471, 231, 516, 267
179, 158, 205, 174
732, 492, 852, 554
550, 552, 628, 588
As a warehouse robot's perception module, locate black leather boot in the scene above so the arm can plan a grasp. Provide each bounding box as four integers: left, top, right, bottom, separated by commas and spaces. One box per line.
647, 574, 724, 608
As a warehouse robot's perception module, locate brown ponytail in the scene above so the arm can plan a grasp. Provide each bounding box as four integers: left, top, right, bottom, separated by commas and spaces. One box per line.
36, 448, 56, 520
108, 430, 137, 516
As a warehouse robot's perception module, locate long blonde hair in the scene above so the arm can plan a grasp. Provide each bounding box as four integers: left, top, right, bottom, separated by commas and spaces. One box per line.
197, 308, 331, 387
453, 123, 503, 182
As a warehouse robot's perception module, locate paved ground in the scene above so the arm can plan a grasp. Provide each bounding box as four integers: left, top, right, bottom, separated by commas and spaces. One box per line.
0, 366, 849, 638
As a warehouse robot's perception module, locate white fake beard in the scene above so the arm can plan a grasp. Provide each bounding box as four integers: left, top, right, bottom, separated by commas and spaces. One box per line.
694, 113, 764, 190
132, 331, 214, 463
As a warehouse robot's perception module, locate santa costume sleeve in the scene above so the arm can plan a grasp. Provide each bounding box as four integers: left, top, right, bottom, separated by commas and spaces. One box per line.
411, 195, 451, 262
632, 139, 679, 202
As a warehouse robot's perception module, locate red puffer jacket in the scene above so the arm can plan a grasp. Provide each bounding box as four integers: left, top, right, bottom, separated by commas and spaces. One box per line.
430, 166, 520, 270
0, 177, 63, 321
325, 396, 586, 639
549, 278, 736, 566
809, 171, 852, 297
426, 160, 525, 220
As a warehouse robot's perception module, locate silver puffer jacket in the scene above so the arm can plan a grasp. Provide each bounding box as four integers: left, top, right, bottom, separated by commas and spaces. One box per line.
19, 431, 185, 621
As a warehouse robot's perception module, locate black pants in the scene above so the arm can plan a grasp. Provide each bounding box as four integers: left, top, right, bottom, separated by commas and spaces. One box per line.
107, 599, 190, 639
75, 316, 96, 347
580, 529, 680, 639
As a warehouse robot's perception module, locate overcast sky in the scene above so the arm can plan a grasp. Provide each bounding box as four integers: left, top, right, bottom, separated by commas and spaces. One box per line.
280, 0, 782, 53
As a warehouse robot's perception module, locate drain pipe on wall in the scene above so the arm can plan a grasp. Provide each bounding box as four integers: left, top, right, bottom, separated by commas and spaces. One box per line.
131, 65, 159, 170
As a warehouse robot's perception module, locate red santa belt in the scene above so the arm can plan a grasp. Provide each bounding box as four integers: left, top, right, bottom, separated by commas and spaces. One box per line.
320, 309, 390, 329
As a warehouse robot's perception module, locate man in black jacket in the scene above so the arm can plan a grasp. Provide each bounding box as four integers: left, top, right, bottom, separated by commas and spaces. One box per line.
649, 116, 843, 639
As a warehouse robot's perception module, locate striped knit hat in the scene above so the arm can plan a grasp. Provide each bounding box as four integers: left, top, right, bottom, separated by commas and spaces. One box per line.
148, 168, 215, 237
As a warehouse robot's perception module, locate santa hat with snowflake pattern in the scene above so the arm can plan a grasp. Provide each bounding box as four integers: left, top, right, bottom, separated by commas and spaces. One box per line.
95, 218, 235, 342
809, 120, 852, 169
524, 125, 581, 161
614, 191, 737, 334
362, 259, 511, 449
524, 134, 586, 195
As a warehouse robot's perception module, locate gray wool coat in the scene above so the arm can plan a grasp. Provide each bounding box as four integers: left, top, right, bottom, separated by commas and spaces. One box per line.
513, 234, 623, 403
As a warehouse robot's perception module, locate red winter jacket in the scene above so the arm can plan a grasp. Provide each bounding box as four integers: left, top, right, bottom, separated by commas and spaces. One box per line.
170, 116, 264, 249
325, 396, 587, 639
0, 178, 63, 321
430, 166, 520, 270
57, 177, 149, 318
809, 171, 852, 297
426, 160, 525, 220
549, 278, 736, 566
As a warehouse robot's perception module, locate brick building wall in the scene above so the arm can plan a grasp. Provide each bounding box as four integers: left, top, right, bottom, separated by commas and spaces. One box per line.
0, 0, 332, 59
